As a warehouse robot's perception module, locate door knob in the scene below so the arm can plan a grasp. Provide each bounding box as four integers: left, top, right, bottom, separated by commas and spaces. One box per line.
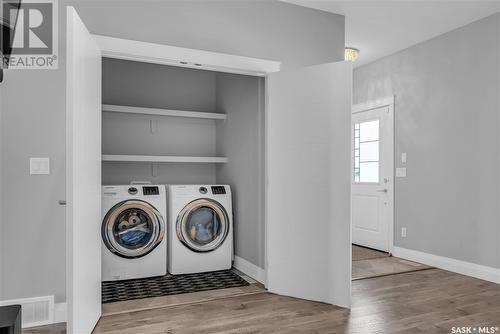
377, 189, 388, 193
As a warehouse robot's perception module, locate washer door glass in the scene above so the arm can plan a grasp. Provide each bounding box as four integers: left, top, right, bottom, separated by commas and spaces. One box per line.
114, 208, 153, 248
102, 200, 165, 259
177, 199, 229, 252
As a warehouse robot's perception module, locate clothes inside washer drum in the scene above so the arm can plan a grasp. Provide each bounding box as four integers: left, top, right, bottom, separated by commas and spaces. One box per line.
120, 230, 148, 246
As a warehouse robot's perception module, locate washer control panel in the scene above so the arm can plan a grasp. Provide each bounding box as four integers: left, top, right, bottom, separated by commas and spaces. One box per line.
143, 186, 160, 195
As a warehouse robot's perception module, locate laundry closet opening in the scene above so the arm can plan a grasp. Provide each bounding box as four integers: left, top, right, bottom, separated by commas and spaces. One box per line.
99, 57, 266, 306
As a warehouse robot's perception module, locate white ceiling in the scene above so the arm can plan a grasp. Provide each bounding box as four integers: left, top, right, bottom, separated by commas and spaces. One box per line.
282, 0, 500, 67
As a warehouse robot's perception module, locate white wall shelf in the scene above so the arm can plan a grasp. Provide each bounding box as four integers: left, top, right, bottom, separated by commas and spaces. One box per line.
102, 154, 228, 163
102, 104, 227, 120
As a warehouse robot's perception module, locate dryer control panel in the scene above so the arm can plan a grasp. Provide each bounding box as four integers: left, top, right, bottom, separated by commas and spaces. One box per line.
211, 186, 226, 195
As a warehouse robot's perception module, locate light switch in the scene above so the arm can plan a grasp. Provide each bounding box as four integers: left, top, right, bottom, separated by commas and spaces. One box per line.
30, 157, 50, 175
396, 167, 406, 178
401, 152, 407, 164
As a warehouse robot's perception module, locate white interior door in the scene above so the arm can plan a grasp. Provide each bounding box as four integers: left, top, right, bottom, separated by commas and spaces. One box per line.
351, 98, 394, 252
66, 7, 102, 334
266, 61, 352, 307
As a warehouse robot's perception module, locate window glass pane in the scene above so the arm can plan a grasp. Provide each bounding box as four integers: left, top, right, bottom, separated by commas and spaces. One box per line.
360, 141, 379, 162
359, 120, 379, 142
359, 162, 379, 183
353, 119, 380, 183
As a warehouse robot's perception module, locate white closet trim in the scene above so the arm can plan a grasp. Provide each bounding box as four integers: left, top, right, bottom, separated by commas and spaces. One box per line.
233, 256, 266, 284
93, 34, 281, 76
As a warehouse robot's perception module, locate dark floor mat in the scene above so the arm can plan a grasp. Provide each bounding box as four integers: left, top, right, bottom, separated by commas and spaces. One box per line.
101, 270, 249, 304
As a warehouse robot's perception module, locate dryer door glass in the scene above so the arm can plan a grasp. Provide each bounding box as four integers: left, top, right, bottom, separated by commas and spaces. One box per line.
185, 207, 221, 245
102, 200, 165, 259
177, 199, 229, 252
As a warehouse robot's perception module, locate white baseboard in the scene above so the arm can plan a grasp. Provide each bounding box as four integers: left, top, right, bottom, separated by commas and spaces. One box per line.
233, 256, 266, 284
393, 246, 500, 284
54, 302, 67, 323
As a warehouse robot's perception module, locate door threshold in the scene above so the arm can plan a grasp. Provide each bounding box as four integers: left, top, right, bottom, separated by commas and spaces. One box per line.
352, 267, 434, 281
101, 283, 265, 317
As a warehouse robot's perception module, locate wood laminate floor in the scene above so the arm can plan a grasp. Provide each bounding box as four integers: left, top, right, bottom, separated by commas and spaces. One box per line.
352, 256, 432, 280
352, 245, 432, 280
102, 284, 264, 316
24, 268, 500, 334
352, 245, 390, 261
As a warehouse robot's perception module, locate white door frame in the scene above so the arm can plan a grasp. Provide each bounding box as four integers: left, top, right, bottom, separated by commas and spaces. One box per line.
94, 35, 279, 285
92, 34, 281, 76
351, 96, 395, 254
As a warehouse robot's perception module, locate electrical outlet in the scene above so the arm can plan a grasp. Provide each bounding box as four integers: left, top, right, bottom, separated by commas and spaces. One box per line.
401, 152, 407, 164
401, 227, 407, 238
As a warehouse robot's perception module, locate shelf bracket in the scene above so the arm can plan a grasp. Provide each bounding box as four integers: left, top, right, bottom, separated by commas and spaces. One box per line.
151, 163, 158, 177
149, 119, 157, 134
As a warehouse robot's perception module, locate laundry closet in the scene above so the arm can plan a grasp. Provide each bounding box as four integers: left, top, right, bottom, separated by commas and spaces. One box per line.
67, 9, 351, 332
101, 57, 266, 275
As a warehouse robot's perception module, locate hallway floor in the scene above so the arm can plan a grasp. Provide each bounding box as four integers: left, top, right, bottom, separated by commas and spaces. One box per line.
352, 244, 432, 280
352, 244, 390, 261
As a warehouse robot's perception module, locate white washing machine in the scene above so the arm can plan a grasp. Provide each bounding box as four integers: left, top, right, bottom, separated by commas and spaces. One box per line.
167, 185, 233, 275
101, 185, 167, 281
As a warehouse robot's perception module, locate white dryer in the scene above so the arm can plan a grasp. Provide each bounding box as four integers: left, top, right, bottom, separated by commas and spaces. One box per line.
101, 185, 167, 281
167, 185, 233, 275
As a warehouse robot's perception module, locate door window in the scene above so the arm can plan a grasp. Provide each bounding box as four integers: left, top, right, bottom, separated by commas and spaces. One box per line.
354, 119, 380, 183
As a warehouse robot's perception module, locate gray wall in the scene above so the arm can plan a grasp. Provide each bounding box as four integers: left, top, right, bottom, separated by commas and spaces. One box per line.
102, 58, 218, 185
0, 2, 67, 302
70, 0, 345, 71
1, 68, 67, 302
215, 73, 265, 268
353, 13, 500, 269
1, 0, 344, 303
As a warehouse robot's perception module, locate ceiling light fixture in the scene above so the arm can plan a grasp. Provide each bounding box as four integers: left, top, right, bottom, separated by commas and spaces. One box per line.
344, 47, 359, 62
